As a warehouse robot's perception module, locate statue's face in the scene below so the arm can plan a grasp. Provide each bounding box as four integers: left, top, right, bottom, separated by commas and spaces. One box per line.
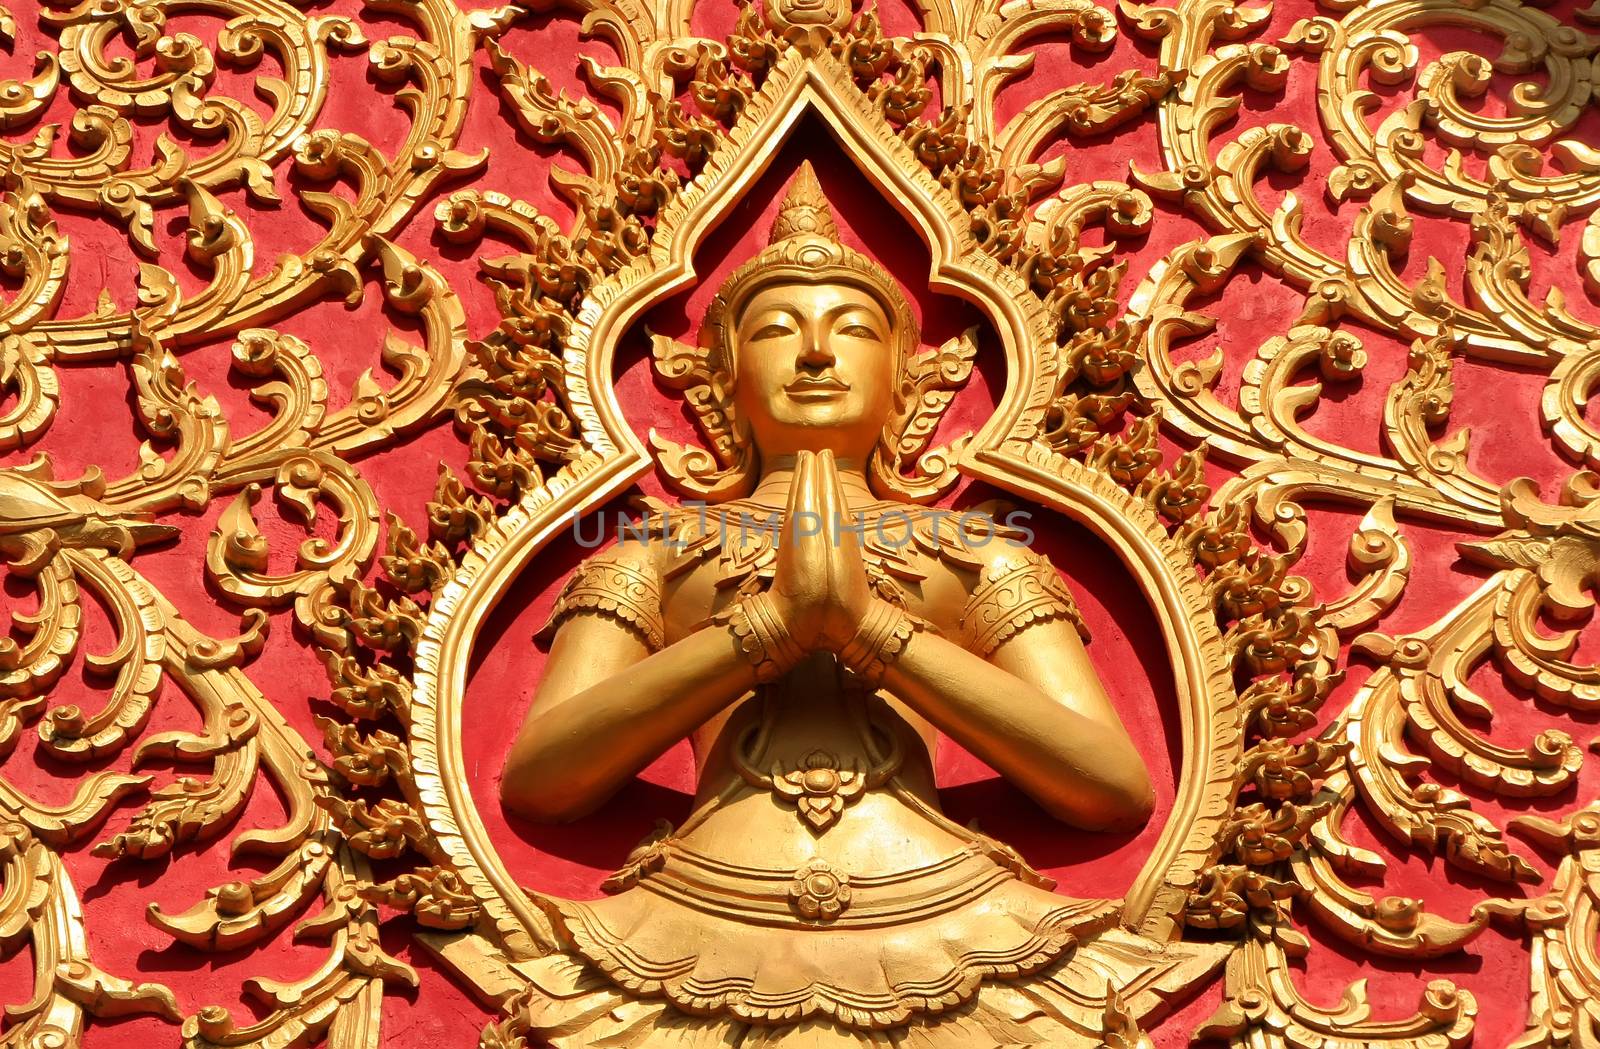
729, 280, 897, 464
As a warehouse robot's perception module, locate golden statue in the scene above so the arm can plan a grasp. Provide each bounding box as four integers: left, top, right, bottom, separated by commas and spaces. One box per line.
497, 165, 1199, 1046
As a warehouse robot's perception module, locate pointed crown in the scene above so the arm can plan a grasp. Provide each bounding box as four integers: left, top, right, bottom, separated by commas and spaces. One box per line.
702, 162, 916, 373
766, 163, 839, 243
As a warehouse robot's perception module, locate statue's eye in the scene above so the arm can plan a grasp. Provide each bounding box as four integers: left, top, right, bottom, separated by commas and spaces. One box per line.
839, 323, 879, 339
750, 322, 793, 340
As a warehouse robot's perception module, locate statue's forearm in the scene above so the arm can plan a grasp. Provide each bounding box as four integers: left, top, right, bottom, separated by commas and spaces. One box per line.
502, 625, 759, 822
880, 631, 1153, 831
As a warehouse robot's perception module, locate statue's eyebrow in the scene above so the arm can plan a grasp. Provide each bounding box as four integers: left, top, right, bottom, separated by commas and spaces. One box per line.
741, 304, 799, 326
823, 301, 886, 324
739, 299, 885, 327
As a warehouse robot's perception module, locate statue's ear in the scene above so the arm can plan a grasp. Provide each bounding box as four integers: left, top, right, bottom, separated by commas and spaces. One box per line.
868, 326, 979, 504
649, 333, 757, 500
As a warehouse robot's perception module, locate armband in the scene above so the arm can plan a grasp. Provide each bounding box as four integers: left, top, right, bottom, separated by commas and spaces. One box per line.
537, 550, 665, 650
960, 554, 1087, 657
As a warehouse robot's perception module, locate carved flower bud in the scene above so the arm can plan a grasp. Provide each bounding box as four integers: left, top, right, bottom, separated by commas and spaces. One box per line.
1373, 895, 1421, 933
216, 880, 254, 916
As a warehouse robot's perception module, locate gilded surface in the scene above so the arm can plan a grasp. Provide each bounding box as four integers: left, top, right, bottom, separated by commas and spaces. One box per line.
0, 0, 1594, 1043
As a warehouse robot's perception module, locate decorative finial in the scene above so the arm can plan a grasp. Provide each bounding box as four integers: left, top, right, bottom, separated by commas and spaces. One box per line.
767, 162, 840, 245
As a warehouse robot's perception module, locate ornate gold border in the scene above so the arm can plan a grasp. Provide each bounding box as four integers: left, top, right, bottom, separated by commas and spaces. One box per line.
405, 43, 1246, 958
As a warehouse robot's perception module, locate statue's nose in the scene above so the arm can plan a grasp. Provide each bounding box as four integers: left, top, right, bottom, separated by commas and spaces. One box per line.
797, 329, 835, 369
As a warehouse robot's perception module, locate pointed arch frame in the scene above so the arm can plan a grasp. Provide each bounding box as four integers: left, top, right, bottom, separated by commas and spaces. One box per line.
406, 46, 1240, 958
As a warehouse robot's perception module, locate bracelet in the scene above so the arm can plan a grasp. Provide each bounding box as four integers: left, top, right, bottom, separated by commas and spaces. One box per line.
839, 601, 921, 687
719, 593, 805, 683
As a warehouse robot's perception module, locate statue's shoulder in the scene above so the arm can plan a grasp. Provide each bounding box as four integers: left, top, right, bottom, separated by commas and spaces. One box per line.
573, 497, 727, 568
891, 500, 1048, 583
887, 501, 1088, 651
538, 504, 683, 649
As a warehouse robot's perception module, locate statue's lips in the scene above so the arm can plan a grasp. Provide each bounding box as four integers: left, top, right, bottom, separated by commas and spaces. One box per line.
784, 376, 850, 400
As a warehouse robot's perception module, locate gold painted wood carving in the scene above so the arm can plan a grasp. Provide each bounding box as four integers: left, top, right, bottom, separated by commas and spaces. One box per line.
0, 0, 1595, 1045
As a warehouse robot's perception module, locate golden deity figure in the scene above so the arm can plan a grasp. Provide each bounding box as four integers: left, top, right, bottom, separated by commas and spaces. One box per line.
499, 165, 1197, 1047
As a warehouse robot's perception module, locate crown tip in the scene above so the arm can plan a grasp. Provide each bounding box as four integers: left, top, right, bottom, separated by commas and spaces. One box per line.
768, 161, 840, 245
